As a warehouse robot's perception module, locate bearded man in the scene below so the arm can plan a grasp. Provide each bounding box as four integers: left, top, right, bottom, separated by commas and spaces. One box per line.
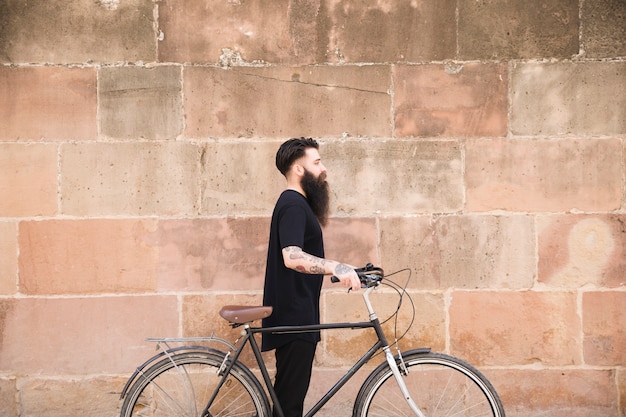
262, 137, 360, 417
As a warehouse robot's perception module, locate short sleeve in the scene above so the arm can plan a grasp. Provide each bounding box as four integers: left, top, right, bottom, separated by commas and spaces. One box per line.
277, 204, 307, 249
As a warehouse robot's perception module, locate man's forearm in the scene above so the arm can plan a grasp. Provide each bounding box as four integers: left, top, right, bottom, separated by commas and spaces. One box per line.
282, 246, 351, 276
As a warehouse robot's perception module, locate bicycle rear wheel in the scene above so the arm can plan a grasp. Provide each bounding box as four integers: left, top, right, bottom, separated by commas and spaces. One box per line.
120, 350, 270, 417
353, 351, 505, 417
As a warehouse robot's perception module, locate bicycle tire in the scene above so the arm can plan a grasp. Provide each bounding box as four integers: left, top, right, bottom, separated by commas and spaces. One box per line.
120, 350, 271, 417
353, 351, 505, 417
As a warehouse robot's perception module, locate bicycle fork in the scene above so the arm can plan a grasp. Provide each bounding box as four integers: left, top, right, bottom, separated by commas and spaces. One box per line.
363, 287, 425, 417
382, 345, 425, 417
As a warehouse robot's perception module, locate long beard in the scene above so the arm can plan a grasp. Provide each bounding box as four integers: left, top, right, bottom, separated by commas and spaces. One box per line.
301, 169, 330, 227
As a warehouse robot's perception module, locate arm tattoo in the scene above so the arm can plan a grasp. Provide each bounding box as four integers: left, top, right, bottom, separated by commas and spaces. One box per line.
334, 263, 352, 275
284, 246, 328, 274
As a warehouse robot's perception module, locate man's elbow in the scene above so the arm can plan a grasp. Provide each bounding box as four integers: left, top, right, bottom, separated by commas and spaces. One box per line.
282, 246, 303, 270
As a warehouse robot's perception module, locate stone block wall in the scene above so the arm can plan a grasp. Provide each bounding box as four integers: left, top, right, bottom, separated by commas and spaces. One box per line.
0, 0, 625, 416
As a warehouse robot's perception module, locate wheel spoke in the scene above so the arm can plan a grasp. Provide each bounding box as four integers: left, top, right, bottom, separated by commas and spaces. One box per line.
120, 351, 270, 417
354, 352, 504, 417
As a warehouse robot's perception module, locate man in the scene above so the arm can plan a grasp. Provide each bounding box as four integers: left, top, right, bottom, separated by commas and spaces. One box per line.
262, 137, 360, 417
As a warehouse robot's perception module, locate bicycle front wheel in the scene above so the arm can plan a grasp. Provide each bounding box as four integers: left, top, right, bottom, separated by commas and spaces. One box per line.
353, 351, 505, 417
120, 350, 271, 417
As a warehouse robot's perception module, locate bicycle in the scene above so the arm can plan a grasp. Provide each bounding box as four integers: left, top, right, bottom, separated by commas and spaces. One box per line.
119, 264, 506, 417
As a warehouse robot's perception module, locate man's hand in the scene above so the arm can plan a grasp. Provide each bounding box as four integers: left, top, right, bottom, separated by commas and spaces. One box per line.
333, 263, 361, 291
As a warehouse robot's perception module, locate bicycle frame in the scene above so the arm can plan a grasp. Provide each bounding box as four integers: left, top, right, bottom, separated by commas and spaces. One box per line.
201, 286, 427, 417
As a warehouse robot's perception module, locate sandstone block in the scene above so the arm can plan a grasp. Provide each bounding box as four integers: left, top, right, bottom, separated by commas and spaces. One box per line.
449, 291, 580, 366
511, 61, 626, 135
182, 293, 267, 367
379, 215, 535, 290
0, 0, 155, 64
0, 296, 178, 374
19, 376, 126, 417
19, 219, 159, 295
99, 65, 183, 139
0, 67, 96, 140
184, 65, 391, 138
61, 142, 200, 216
159, 0, 316, 64
321, 290, 445, 367
458, 0, 579, 59
150, 218, 269, 292
582, 0, 626, 58
0, 144, 58, 216
466, 138, 623, 212
394, 63, 508, 137
323, 140, 463, 215
583, 292, 626, 366
321, 218, 378, 274
0, 222, 17, 295
489, 369, 618, 417
325, 0, 456, 62
0, 377, 17, 417
201, 141, 285, 215
538, 215, 626, 288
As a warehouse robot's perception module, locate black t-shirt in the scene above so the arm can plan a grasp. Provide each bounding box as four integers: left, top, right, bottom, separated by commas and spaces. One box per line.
261, 190, 324, 351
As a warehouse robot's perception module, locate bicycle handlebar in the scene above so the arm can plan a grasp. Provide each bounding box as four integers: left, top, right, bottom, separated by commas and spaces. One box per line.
330, 263, 384, 288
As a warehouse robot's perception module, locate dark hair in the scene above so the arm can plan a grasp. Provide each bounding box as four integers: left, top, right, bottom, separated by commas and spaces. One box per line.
275, 137, 319, 176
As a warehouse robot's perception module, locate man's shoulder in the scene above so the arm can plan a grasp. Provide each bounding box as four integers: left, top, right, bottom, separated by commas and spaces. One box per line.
276, 189, 306, 206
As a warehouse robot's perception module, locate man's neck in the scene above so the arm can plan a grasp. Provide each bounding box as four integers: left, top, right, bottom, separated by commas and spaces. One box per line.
286, 179, 306, 197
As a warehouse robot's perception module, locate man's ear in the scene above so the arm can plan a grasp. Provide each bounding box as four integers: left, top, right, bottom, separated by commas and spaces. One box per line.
292, 163, 305, 177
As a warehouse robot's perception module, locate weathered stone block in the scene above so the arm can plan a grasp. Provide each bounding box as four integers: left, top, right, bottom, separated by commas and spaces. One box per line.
61, 142, 200, 216
19, 376, 126, 417
19, 219, 159, 295
182, 293, 269, 367
582, 0, 626, 58
99, 65, 183, 139
511, 61, 626, 135
0, 377, 17, 417
379, 215, 535, 290
0, 222, 17, 295
201, 141, 285, 215
184, 65, 391, 138
489, 369, 618, 417
325, 0, 456, 62
323, 140, 463, 215
0, 67, 96, 140
0, 296, 178, 374
322, 290, 445, 366
0, 144, 58, 217
151, 218, 269, 292
466, 138, 623, 212
450, 291, 580, 366
0, 0, 155, 63
458, 0, 579, 59
322, 218, 378, 272
394, 63, 508, 137
538, 215, 626, 288
159, 0, 317, 64
583, 292, 626, 366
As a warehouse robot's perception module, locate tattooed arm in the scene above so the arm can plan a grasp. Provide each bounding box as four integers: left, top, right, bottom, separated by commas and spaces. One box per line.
282, 246, 361, 291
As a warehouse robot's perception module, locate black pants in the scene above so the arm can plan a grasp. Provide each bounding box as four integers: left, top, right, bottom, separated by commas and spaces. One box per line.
273, 339, 317, 417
